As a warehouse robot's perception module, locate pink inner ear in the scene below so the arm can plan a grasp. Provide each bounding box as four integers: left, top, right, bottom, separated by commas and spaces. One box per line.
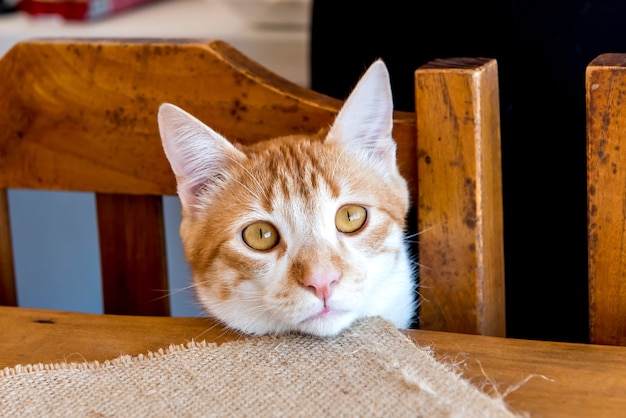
177, 177, 204, 209
158, 103, 247, 213
325, 60, 394, 161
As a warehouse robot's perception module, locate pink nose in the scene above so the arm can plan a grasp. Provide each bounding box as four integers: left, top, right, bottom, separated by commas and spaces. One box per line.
302, 270, 340, 303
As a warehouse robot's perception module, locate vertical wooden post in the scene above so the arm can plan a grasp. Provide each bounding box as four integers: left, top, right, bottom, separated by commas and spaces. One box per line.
586, 53, 626, 346
416, 58, 505, 336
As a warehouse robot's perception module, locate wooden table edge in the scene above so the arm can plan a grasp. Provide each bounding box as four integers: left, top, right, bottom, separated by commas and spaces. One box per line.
1, 306, 625, 417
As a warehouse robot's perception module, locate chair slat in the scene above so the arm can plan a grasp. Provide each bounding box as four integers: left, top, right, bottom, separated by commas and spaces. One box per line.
586, 53, 626, 346
0, 39, 419, 207
416, 58, 506, 336
0, 188, 17, 306
96, 193, 169, 316
0, 40, 332, 195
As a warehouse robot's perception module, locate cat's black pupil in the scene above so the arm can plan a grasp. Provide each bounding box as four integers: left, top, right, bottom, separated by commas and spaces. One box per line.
259, 228, 263, 239
346, 210, 351, 221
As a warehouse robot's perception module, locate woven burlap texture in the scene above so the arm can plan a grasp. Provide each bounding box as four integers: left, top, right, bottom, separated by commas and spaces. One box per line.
0, 316, 519, 417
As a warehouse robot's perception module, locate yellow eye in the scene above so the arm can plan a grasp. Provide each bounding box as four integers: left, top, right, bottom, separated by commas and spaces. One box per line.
242, 222, 279, 251
335, 205, 367, 233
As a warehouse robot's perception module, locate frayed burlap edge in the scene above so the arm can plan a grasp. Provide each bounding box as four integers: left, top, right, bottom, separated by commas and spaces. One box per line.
0, 317, 528, 417
0, 340, 219, 377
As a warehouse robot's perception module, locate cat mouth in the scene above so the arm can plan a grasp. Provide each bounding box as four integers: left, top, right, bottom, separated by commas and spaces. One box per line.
300, 307, 346, 323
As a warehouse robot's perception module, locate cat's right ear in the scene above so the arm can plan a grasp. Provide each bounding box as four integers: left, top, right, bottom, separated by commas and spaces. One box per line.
158, 103, 246, 214
325, 60, 396, 167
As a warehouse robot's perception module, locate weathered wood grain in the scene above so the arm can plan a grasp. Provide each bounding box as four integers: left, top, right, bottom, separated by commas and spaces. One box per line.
586, 53, 626, 346
416, 58, 505, 336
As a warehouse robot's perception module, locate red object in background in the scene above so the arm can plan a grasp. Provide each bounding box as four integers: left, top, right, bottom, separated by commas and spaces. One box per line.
19, 0, 158, 20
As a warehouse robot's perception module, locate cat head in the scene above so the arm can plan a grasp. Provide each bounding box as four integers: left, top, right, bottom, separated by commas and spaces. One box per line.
158, 60, 414, 336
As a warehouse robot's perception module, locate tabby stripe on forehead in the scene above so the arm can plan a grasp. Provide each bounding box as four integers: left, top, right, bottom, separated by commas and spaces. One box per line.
310, 169, 318, 191
305, 147, 341, 200
305, 150, 341, 200
260, 158, 280, 213
285, 145, 309, 200
267, 144, 340, 203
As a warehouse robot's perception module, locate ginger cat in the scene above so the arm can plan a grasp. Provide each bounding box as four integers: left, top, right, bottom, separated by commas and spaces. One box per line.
158, 60, 416, 336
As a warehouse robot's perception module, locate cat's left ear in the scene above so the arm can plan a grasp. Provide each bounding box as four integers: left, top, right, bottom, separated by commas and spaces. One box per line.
158, 103, 246, 215
325, 59, 396, 165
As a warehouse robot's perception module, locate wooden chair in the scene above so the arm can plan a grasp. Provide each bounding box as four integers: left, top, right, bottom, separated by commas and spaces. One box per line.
0, 39, 505, 336
586, 53, 626, 346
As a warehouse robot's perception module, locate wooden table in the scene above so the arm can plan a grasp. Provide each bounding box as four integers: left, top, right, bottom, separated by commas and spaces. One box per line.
1, 306, 625, 417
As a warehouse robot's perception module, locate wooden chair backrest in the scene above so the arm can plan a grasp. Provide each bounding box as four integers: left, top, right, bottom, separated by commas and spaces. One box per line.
587, 53, 626, 345
0, 39, 505, 336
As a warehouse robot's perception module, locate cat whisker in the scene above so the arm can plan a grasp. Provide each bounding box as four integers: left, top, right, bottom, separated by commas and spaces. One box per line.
146, 283, 202, 304
224, 176, 259, 202
223, 153, 267, 199
404, 232, 421, 240
405, 224, 440, 241
170, 282, 203, 292
145, 288, 177, 304
409, 259, 429, 270
225, 296, 295, 333
415, 289, 430, 304
194, 317, 248, 342
165, 284, 201, 299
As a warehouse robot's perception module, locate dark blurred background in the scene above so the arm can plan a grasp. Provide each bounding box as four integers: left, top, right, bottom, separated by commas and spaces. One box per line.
309, 0, 626, 343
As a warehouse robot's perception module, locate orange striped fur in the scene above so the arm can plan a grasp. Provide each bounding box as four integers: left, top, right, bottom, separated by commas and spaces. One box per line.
158, 60, 416, 336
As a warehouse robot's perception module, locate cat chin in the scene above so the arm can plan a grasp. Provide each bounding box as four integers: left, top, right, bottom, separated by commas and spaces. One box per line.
294, 310, 358, 337
219, 309, 357, 337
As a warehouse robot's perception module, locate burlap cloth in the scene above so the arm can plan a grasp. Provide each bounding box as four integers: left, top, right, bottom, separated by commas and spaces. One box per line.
0, 317, 522, 417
